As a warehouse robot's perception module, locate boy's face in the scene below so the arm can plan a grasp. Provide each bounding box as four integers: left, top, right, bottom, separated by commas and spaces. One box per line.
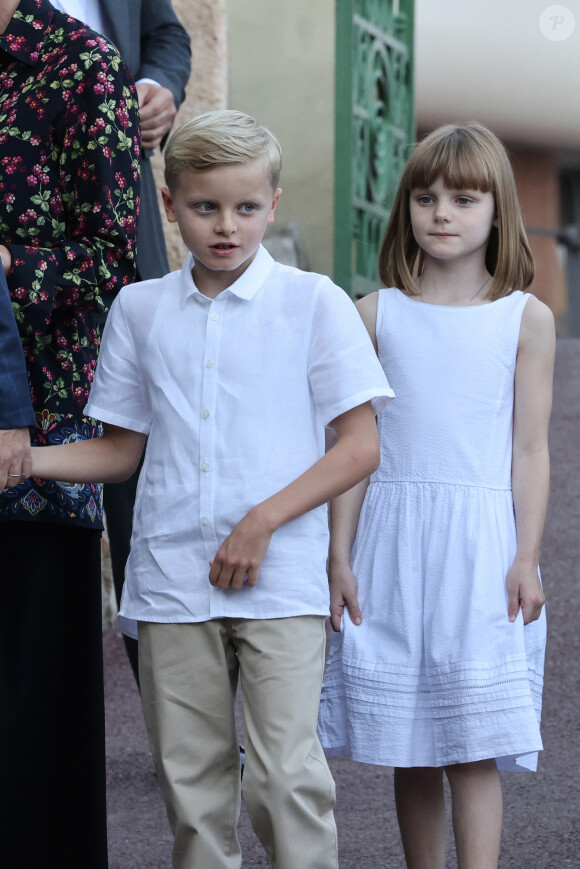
161, 159, 281, 297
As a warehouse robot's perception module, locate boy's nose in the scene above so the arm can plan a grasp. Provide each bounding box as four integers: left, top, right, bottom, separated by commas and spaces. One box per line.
216, 212, 236, 235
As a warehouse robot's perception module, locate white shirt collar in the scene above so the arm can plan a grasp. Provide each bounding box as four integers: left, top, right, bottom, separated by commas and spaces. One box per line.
179, 244, 276, 306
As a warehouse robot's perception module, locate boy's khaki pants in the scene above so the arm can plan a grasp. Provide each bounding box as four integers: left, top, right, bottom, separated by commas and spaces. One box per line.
138, 616, 338, 869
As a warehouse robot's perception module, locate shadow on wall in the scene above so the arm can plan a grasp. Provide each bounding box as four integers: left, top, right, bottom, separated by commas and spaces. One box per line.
264, 222, 310, 271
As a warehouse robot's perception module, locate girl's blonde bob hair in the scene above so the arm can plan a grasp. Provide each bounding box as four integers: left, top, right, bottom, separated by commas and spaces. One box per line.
378, 122, 534, 299
164, 110, 282, 193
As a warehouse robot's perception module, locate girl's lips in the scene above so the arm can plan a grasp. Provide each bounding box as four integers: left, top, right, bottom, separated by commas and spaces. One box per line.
430, 233, 457, 237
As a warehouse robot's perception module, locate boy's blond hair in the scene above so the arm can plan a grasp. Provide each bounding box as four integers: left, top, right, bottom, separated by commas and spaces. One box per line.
379, 122, 534, 299
164, 110, 282, 193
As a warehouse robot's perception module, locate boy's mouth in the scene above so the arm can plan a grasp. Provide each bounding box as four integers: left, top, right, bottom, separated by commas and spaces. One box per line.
211, 243, 239, 250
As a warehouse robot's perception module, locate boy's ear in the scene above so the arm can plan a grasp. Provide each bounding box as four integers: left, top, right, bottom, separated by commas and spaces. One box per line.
161, 187, 177, 223
267, 187, 282, 225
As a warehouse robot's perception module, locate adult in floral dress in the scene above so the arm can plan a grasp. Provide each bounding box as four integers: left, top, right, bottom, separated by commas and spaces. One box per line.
0, 1, 140, 865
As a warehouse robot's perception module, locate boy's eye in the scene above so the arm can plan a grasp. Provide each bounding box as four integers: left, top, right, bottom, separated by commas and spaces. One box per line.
196, 203, 215, 213
239, 203, 256, 213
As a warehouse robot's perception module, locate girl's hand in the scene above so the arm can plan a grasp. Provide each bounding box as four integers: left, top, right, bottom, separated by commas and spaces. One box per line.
506, 559, 545, 625
328, 559, 362, 632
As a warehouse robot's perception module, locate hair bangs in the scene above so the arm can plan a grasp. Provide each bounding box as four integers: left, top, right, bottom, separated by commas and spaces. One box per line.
405, 126, 496, 194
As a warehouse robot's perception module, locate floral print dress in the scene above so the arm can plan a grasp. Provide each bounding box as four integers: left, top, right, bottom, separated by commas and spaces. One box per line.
0, 0, 140, 527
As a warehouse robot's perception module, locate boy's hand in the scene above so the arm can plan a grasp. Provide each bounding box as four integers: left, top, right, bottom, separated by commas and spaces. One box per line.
328, 559, 362, 632
209, 508, 273, 590
506, 558, 545, 625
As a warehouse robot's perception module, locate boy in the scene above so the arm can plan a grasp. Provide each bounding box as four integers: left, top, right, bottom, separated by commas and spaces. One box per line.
31, 110, 394, 869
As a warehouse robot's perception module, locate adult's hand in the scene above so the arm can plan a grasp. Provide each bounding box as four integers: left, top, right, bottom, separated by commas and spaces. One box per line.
0, 244, 12, 275
136, 82, 177, 151
0, 427, 32, 489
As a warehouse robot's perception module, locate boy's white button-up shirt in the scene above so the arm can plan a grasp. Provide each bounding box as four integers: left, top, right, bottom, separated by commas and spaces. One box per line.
85, 246, 393, 636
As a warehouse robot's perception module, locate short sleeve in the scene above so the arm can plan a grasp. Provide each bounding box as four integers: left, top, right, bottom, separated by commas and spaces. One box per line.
84, 292, 152, 433
307, 279, 394, 425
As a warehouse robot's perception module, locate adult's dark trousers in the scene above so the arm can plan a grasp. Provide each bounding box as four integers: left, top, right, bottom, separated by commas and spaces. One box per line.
0, 522, 108, 869
103, 461, 142, 685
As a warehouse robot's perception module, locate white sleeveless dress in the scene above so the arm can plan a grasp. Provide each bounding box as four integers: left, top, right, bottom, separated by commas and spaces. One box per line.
318, 288, 546, 771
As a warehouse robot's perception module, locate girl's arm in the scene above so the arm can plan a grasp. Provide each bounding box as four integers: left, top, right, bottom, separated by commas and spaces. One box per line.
31, 424, 146, 485
327, 477, 369, 631
508, 295, 555, 624
326, 290, 380, 631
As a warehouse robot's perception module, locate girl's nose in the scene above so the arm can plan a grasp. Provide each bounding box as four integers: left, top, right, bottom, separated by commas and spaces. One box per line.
434, 203, 450, 222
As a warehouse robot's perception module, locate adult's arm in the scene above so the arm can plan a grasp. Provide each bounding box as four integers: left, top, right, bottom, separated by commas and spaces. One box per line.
4, 36, 141, 337
136, 0, 191, 151
137, 0, 191, 109
507, 295, 555, 624
0, 269, 34, 429
0, 269, 34, 489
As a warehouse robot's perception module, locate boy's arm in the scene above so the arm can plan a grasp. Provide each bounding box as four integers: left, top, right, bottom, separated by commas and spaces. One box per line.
30, 424, 146, 485
209, 400, 380, 590
507, 296, 555, 625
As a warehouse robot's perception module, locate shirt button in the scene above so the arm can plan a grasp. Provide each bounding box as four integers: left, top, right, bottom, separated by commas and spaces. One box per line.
210, 312, 219, 321
205, 359, 214, 368
202, 409, 210, 419
201, 462, 210, 472
201, 516, 210, 526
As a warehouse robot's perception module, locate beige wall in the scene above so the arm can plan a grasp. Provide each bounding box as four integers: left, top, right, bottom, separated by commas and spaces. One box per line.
153, 0, 228, 269
227, 0, 336, 277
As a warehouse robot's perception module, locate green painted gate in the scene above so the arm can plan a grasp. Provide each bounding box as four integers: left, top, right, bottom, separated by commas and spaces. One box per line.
334, 0, 415, 297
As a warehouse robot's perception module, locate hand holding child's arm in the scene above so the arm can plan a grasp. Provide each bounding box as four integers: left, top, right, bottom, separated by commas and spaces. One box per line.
209, 400, 380, 590
509, 296, 555, 624
0, 427, 32, 489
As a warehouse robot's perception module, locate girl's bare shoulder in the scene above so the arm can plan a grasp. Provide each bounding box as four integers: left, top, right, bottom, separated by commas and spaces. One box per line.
520, 295, 555, 345
355, 292, 379, 350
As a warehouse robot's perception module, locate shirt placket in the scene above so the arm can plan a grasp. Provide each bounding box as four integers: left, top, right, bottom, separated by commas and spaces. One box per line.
197, 292, 228, 617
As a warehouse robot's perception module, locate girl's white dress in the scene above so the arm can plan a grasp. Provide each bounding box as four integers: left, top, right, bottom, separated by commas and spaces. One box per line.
318, 288, 546, 771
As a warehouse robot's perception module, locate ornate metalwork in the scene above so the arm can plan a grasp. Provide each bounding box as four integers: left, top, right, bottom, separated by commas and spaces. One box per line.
334, 0, 414, 296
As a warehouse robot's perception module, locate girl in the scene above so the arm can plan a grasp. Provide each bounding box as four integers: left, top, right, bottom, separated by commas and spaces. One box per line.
317, 123, 555, 869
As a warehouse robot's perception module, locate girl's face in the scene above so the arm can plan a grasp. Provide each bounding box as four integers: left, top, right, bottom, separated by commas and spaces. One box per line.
409, 176, 496, 267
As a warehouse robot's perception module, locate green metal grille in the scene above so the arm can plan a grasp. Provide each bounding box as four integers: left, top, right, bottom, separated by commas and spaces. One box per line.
334, 0, 414, 296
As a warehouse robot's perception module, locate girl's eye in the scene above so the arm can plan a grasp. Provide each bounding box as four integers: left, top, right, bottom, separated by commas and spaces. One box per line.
457, 196, 472, 205
416, 195, 432, 205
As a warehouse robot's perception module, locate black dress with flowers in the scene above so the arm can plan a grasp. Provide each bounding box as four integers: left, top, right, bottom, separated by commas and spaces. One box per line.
0, 0, 140, 527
